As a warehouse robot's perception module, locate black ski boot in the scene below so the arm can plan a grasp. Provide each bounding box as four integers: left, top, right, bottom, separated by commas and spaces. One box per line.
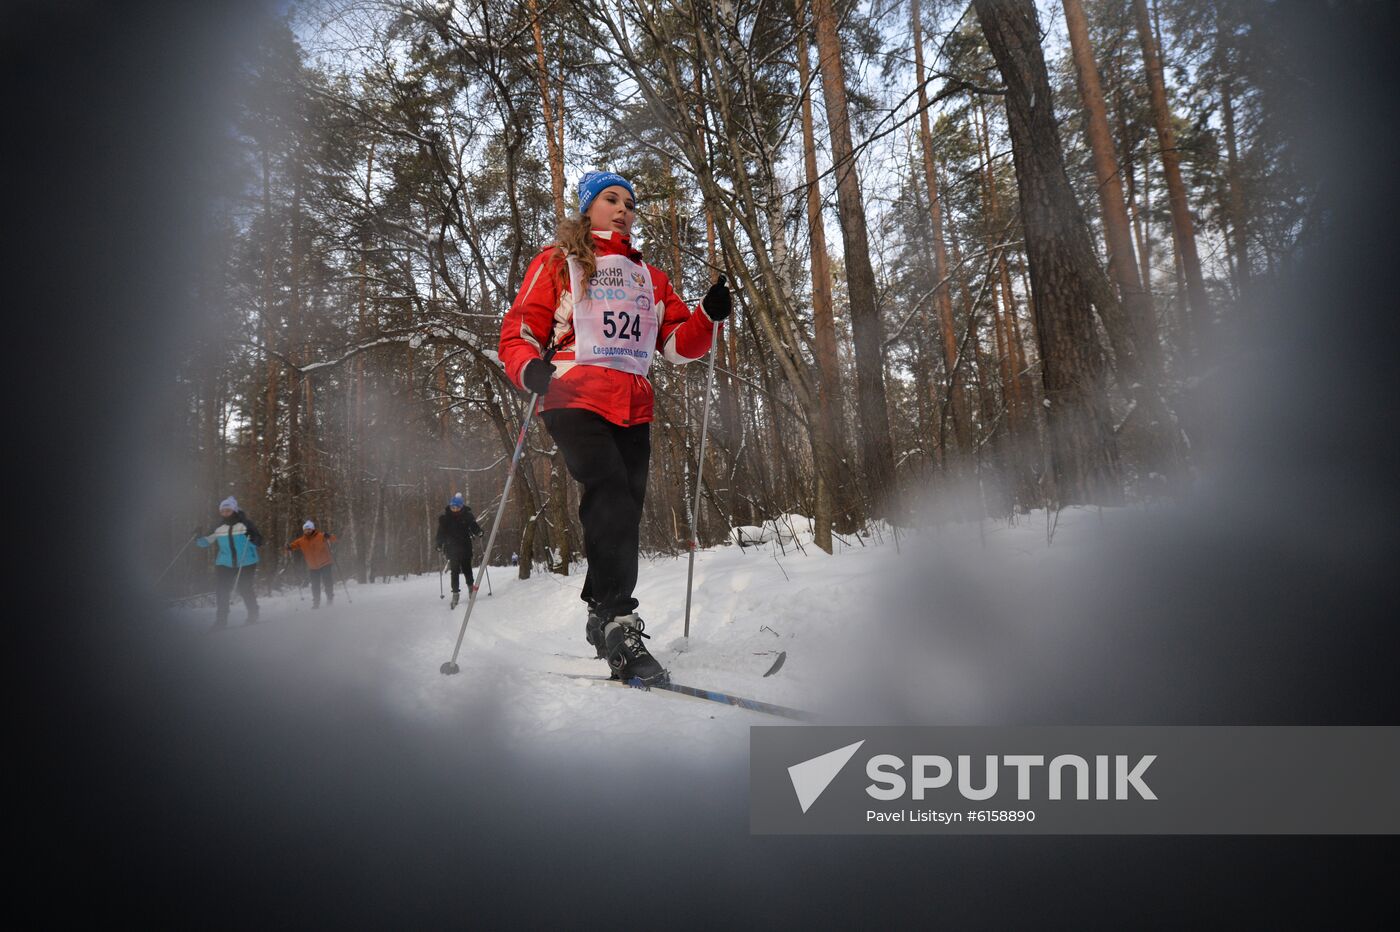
585, 609, 608, 659
450, 591, 460, 609
603, 614, 667, 685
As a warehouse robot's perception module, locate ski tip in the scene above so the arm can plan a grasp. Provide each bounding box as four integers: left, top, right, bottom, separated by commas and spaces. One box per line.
762, 651, 787, 677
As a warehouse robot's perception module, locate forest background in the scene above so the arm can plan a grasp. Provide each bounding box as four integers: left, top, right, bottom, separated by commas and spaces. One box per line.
149, 0, 1333, 591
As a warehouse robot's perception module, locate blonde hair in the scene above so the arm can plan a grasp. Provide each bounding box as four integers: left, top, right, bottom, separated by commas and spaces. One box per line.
553, 214, 596, 287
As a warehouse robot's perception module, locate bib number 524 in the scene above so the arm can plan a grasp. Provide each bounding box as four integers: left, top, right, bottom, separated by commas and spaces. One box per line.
602, 310, 643, 342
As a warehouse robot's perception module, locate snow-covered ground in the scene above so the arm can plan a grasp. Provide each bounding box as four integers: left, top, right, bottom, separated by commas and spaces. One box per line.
97, 495, 1400, 922
162, 506, 1162, 763
165, 514, 877, 759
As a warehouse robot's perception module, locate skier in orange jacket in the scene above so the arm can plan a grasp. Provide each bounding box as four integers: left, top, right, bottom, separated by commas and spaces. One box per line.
287, 520, 338, 608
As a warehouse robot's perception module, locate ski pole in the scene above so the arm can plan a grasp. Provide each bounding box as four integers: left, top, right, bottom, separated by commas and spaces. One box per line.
683, 309, 723, 640
483, 564, 492, 596
439, 558, 447, 599
326, 540, 353, 603
442, 345, 556, 675
155, 535, 198, 587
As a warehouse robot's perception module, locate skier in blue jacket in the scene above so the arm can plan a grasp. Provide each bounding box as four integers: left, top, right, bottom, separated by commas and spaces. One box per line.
196, 496, 264, 628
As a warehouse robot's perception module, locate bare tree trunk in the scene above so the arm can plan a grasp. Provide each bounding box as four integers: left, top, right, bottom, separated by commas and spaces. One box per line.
1064, 0, 1162, 377
794, 0, 842, 551
1064, 0, 1189, 493
971, 315, 1010, 515
287, 167, 305, 510
975, 108, 1012, 412
1218, 12, 1250, 300
365, 479, 383, 584
907, 173, 942, 472
692, 65, 743, 532
525, 7, 573, 574
548, 442, 571, 574
352, 141, 375, 582
1117, 76, 1155, 302
974, 0, 1123, 506
1133, 0, 1207, 350
259, 146, 280, 527
204, 373, 222, 504
1007, 262, 1041, 459
912, 0, 974, 473
1119, 102, 1153, 300
974, 99, 1039, 509
424, 203, 451, 440
528, 0, 566, 223
809, 0, 898, 519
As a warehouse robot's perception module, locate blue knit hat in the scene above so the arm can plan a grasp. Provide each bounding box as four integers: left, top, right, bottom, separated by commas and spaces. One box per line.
220, 496, 238, 512
577, 171, 635, 216
450, 493, 465, 508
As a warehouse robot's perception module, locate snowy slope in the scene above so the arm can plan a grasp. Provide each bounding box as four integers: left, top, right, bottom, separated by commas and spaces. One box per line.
164, 507, 1140, 755
137, 498, 1393, 926
165, 516, 862, 756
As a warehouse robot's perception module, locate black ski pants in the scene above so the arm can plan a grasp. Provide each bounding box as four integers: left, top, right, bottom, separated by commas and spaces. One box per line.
215, 564, 258, 621
447, 555, 473, 593
543, 407, 650, 619
309, 565, 334, 604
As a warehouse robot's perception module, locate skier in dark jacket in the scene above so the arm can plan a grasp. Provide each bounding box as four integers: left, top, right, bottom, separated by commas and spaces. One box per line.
435, 493, 482, 608
195, 495, 264, 628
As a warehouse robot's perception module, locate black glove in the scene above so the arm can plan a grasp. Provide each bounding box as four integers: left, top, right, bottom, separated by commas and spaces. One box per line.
702, 275, 731, 322
522, 358, 556, 395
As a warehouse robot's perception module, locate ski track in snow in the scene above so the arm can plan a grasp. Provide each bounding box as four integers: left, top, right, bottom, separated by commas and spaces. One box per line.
163, 508, 1126, 755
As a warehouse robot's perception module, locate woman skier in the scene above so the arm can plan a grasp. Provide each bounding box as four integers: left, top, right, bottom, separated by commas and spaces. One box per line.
195, 496, 264, 628
498, 171, 730, 684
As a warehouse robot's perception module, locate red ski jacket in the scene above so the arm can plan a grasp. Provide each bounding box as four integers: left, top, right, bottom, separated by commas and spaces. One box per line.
497, 230, 718, 427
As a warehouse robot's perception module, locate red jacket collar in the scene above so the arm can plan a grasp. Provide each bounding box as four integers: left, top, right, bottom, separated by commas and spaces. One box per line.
591, 230, 644, 262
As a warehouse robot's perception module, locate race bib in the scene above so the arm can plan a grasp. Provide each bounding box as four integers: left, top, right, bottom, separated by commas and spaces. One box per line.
569, 253, 659, 377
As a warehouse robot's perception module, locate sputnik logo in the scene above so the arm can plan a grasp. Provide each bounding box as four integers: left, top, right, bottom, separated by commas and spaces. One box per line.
788, 740, 865, 813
